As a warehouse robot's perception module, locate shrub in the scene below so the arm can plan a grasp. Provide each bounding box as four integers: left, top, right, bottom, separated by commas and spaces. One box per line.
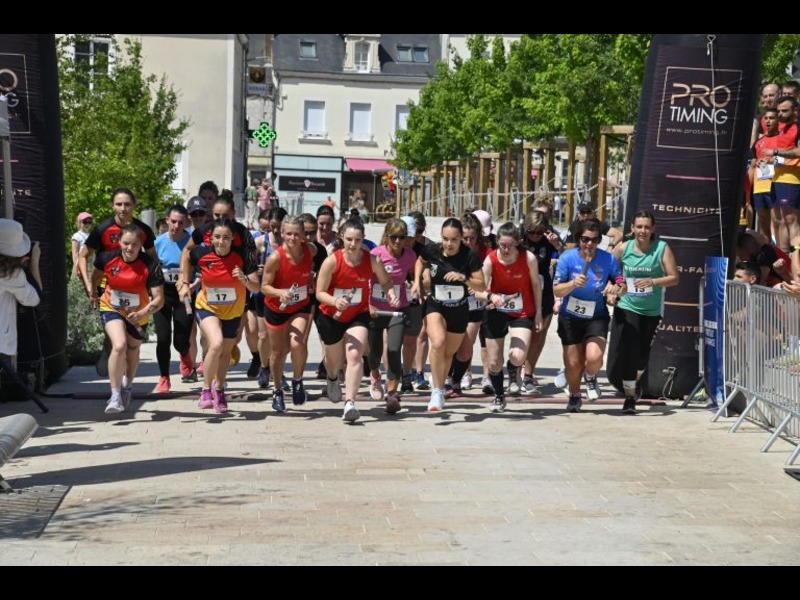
65, 276, 104, 365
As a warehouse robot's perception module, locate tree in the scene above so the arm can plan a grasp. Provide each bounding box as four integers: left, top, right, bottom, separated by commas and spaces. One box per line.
58, 34, 190, 242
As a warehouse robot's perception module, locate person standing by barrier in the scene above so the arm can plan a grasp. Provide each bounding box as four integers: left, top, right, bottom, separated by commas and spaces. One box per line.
180, 218, 260, 414
476, 222, 543, 412
315, 218, 399, 423
261, 216, 318, 412
366, 218, 416, 414
553, 218, 624, 413
152, 204, 194, 394
91, 224, 165, 415
608, 211, 679, 414
413, 217, 486, 413
70, 212, 93, 279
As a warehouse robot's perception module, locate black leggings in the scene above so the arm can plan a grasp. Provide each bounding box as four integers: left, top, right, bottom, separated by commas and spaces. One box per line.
153, 286, 193, 376
367, 313, 406, 382
608, 307, 661, 382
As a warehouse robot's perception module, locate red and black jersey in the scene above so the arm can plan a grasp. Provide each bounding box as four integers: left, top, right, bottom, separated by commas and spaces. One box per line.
190, 245, 258, 320
94, 250, 164, 325
191, 220, 256, 263
85, 217, 156, 254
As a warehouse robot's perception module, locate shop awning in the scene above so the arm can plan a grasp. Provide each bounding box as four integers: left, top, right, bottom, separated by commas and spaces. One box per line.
345, 158, 395, 173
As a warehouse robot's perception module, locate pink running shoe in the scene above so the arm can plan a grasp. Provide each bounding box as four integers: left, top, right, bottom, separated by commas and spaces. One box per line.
198, 388, 213, 409
212, 387, 228, 414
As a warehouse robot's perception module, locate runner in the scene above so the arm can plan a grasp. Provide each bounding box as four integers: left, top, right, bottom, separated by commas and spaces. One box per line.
315, 218, 399, 423
91, 223, 165, 415
553, 218, 624, 413
179, 218, 260, 414
413, 217, 486, 412
477, 221, 543, 412
261, 216, 318, 412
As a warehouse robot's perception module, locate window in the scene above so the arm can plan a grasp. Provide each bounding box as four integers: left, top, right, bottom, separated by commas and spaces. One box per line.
300, 41, 317, 59
354, 42, 370, 73
349, 103, 372, 142
303, 101, 326, 138
395, 105, 410, 134
397, 45, 428, 63
73, 35, 113, 88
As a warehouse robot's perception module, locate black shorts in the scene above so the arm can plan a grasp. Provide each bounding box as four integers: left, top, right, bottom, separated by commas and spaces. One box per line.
264, 305, 311, 329
101, 311, 144, 341
424, 298, 469, 335
541, 287, 555, 319
248, 291, 266, 317
196, 309, 241, 339
404, 302, 423, 337
469, 308, 486, 323
557, 316, 610, 346
315, 310, 371, 345
481, 310, 534, 340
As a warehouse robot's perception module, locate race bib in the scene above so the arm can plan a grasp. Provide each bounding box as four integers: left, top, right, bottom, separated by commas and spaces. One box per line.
565, 296, 595, 318
372, 283, 401, 301
468, 294, 486, 311
285, 286, 308, 305
497, 292, 522, 313
163, 268, 181, 284
757, 162, 775, 180
434, 284, 465, 303
625, 277, 653, 297
334, 287, 363, 304
110, 290, 140, 310
207, 287, 237, 305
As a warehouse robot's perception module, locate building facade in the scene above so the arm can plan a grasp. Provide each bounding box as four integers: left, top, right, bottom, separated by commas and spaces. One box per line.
270, 34, 441, 216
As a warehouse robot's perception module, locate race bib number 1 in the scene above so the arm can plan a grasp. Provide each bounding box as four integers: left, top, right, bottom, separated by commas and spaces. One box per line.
372, 283, 400, 301
434, 284, 465, 303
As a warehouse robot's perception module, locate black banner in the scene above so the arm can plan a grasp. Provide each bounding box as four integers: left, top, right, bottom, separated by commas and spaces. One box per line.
0, 35, 67, 385
612, 34, 763, 398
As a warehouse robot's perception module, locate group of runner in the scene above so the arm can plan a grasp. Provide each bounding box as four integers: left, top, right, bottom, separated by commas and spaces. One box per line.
77, 185, 678, 423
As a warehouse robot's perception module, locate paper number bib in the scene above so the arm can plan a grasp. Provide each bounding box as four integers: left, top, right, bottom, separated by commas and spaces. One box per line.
565, 296, 595, 318
110, 290, 140, 310
207, 287, 237, 305
434, 285, 465, 303
163, 268, 181, 284
371, 284, 400, 301
497, 292, 522, 313
334, 287, 363, 304
625, 277, 653, 297
468, 295, 486, 311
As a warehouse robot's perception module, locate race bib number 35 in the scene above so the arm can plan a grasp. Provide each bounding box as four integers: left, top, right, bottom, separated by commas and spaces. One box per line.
111, 290, 140, 310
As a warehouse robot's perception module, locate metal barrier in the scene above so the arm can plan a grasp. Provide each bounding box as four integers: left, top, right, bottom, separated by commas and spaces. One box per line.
712, 281, 800, 466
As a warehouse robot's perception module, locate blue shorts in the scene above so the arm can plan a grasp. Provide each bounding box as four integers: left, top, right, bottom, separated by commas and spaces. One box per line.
101, 311, 144, 340
772, 182, 800, 210
752, 192, 777, 212
195, 309, 241, 339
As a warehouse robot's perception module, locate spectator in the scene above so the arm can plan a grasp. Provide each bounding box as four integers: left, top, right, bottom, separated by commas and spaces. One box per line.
245, 178, 259, 230
155, 217, 169, 235
736, 231, 791, 287
733, 261, 760, 285
71, 211, 93, 279
564, 201, 623, 251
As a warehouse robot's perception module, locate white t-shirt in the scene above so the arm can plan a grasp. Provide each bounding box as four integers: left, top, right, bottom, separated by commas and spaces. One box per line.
71, 230, 89, 254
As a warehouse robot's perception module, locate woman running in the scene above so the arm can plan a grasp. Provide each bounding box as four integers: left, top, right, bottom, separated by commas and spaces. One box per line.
553, 218, 624, 413
445, 212, 492, 398
152, 204, 195, 393
413, 217, 486, 412
366, 218, 417, 415
91, 224, 165, 415
179, 218, 260, 414
315, 218, 399, 424
608, 211, 679, 414
475, 222, 543, 412
261, 215, 318, 412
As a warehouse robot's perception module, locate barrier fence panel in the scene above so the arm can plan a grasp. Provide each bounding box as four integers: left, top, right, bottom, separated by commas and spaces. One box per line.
717, 281, 800, 466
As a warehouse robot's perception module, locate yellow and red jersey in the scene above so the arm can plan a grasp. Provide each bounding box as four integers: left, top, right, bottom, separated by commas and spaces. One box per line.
94, 250, 164, 325
190, 245, 258, 320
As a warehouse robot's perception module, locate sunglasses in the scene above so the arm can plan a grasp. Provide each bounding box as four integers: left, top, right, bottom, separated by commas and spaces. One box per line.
579, 235, 600, 244
389, 234, 407, 242
303, 229, 318, 236
190, 211, 207, 217
82, 219, 93, 224
527, 230, 545, 236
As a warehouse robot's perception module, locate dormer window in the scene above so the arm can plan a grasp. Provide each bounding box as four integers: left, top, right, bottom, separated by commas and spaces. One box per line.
354, 42, 370, 73
397, 45, 428, 63
344, 34, 380, 74
300, 41, 317, 59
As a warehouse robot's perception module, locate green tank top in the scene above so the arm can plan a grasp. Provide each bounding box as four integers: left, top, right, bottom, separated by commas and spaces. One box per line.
617, 238, 666, 317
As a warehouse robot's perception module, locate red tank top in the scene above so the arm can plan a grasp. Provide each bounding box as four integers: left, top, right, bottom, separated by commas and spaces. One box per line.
488, 249, 535, 318
319, 249, 373, 322
264, 244, 314, 314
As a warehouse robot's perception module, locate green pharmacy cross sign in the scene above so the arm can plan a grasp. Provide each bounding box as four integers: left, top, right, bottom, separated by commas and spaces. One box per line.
251, 122, 277, 148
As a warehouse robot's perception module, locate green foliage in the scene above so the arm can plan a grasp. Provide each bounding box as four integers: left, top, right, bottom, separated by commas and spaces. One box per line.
58, 34, 191, 253
761, 34, 800, 85
65, 276, 104, 365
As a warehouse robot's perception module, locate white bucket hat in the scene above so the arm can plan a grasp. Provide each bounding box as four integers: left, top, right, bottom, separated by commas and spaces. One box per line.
0, 219, 31, 258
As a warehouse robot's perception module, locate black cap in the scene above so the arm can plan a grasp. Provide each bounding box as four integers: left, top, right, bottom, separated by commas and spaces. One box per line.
577, 201, 595, 213
187, 196, 206, 215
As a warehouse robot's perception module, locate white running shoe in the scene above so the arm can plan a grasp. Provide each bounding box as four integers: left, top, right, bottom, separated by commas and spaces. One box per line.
326, 379, 343, 404
490, 396, 507, 413
585, 375, 601, 402
342, 400, 360, 423
369, 372, 385, 401
427, 388, 445, 412
105, 395, 124, 414
554, 368, 567, 389
460, 372, 473, 390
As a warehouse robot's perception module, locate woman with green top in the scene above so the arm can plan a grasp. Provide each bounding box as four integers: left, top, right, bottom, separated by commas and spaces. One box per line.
609, 211, 679, 415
